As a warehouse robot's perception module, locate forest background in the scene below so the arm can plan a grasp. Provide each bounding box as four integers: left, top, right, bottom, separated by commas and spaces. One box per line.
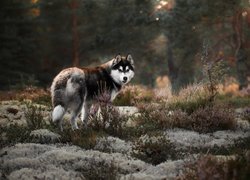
1, 0, 250, 91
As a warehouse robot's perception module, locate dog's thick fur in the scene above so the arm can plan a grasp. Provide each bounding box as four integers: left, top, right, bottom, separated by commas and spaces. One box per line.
51, 54, 134, 130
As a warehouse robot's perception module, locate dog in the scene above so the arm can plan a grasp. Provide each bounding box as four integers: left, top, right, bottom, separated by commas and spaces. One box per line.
50, 54, 134, 130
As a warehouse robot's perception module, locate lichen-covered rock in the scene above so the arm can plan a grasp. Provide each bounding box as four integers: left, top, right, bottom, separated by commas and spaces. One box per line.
29, 129, 61, 143
116, 106, 141, 127
165, 128, 250, 149
0, 101, 27, 127
8, 166, 85, 180
236, 119, 250, 131
0, 143, 148, 179
0, 101, 51, 128
121, 159, 184, 180
94, 136, 132, 154
116, 106, 139, 116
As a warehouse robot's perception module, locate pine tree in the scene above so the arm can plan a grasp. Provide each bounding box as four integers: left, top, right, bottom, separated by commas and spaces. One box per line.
0, 0, 40, 89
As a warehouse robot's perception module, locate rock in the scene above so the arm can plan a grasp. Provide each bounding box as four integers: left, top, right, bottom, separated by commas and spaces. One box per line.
94, 136, 132, 154
29, 129, 61, 143
116, 106, 141, 127
235, 108, 244, 114
116, 106, 139, 116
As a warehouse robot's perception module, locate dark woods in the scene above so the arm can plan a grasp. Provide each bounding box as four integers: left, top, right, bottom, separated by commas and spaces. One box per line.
0, 0, 249, 90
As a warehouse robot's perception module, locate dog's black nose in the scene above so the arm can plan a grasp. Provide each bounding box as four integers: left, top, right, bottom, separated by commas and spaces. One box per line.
123, 77, 128, 81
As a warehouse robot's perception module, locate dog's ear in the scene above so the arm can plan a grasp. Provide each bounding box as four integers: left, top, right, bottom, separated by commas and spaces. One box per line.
112, 54, 122, 66
126, 54, 134, 67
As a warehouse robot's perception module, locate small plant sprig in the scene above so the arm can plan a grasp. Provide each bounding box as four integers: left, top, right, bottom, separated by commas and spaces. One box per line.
201, 40, 228, 102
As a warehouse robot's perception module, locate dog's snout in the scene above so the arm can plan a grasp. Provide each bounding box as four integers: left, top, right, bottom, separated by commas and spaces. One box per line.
123, 77, 128, 81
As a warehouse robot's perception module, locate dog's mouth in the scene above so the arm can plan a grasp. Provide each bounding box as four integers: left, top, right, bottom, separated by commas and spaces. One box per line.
122, 80, 127, 83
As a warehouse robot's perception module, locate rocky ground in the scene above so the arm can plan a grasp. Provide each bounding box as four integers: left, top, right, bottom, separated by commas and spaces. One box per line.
0, 100, 250, 179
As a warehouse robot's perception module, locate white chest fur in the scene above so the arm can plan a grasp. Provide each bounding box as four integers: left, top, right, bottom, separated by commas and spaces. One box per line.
111, 90, 119, 101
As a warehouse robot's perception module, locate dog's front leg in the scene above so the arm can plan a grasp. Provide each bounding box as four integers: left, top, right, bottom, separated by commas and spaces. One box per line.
81, 102, 90, 128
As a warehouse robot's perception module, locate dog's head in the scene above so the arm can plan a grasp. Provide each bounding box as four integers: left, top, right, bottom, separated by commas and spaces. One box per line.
110, 54, 135, 85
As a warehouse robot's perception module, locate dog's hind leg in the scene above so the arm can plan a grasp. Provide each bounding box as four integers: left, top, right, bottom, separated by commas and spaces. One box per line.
70, 105, 82, 130
80, 88, 89, 128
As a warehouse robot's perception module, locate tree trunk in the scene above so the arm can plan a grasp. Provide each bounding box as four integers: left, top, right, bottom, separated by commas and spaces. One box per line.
233, 10, 249, 89
70, 0, 80, 67
167, 43, 178, 91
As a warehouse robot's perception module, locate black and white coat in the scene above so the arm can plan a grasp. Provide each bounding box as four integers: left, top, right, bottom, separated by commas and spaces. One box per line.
51, 54, 134, 130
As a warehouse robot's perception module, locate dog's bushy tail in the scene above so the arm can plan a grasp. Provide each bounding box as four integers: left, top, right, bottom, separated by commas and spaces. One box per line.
52, 105, 65, 123
51, 88, 66, 123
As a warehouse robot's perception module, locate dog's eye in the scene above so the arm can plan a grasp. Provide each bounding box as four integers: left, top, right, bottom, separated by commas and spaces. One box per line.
118, 69, 123, 72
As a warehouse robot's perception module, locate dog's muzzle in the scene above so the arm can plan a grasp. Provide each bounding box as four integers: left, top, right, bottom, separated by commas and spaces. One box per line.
122, 77, 128, 83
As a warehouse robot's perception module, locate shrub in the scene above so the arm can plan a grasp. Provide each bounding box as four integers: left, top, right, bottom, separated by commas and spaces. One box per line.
133, 103, 169, 136
186, 105, 236, 133
136, 103, 236, 134
89, 104, 128, 138
177, 154, 250, 180
113, 85, 154, 106
132, 133, 177, 165
135, 103, 186, 131
201, 40, 228, 102
168, 104, 236, 133
0, 124, 30, 147
76, 159, 118, 180
24, 102, 47, 130
60, 127, 99, 149
217, 95, 250, 108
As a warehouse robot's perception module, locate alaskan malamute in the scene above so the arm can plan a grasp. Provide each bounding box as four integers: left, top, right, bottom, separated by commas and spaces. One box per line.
51, 54, 134, 130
